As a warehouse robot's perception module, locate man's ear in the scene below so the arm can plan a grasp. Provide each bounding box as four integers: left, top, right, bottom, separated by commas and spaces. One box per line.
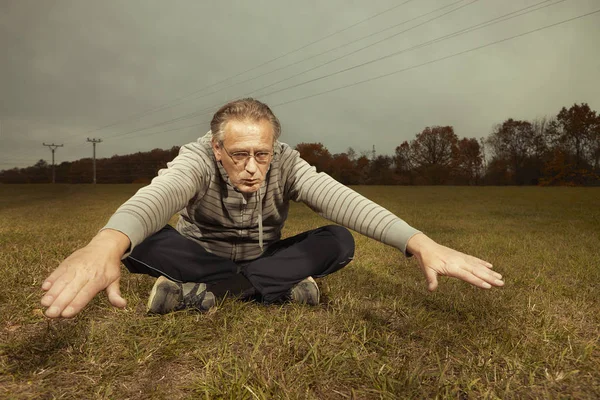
212, 139, 222, 162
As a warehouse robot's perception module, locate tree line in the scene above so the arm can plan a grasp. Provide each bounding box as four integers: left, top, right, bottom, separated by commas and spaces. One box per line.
298, 102, 599, 186
0, 147, 181, 184
1, 103, 598, 186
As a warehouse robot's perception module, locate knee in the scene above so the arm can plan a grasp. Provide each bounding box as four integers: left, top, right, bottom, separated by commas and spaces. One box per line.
322, 225, 355, 256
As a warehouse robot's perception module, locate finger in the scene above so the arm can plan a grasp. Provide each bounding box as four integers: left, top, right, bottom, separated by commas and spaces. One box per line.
471, 266, 504, 287
41, 263, 68, 291
44, 277, 90, 318
467, 259, 502, 280
423, 267, 439, 292
61, 280, 105, 318
482, 262, 494, 269
41, 276, 70, 307
489, 270, 503, 281
106, 279, 127, 309
451, 267, 493, 289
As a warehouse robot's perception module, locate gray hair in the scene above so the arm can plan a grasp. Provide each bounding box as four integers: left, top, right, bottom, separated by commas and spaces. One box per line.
210, 98, 281, 143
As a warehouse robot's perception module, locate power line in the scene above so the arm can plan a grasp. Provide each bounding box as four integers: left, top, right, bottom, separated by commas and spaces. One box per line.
272, 8, 600, 108
36, 0, 539, 146
8, 3, 595, 165
251, 0, 478, 98
64, 0, 417, 140
0, 157, 40, 161
100, 0, 478, 140
145, 0, 469, 115
117, 120, 210, 141
106, 0, 568, 141
257, 0, 566, 100
63, 0, 463, 144
101, 113, 206, 140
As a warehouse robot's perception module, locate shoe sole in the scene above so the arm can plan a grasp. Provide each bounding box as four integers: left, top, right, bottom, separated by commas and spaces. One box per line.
147, 276, 181, 314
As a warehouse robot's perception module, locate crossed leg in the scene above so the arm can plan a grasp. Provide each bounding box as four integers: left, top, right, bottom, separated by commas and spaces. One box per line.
122, 224, 355, 304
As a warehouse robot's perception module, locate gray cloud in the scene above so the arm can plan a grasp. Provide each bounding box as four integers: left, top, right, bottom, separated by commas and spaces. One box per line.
1, 0, 599, 170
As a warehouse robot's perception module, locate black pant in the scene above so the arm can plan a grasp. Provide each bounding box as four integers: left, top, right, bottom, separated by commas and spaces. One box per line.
122, 225, 355, 303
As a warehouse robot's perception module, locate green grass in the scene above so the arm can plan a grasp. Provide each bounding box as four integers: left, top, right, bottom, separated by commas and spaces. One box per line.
0, 185, 599, 399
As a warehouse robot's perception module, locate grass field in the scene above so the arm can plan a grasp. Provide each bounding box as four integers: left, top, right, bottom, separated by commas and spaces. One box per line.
0, 185, 599, 399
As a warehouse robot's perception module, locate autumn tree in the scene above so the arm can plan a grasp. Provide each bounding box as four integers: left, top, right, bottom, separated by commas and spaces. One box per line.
453, 138, 483, 185
0, 168, 23, 183
30, 159, 50, 183
355, 155, 371, 184
346, 147, 357, 161
486, 118, 546, 185
366, 155, 395, 184
329, 152, 357, 185
484, 158, 511, 185
294, 142, 332, 173
548, 103, 600, 180
409, 126, 458, 184
394, 141, 414, 185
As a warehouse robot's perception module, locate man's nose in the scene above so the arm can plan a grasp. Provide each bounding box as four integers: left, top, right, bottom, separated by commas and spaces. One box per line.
245, 156, 258, 174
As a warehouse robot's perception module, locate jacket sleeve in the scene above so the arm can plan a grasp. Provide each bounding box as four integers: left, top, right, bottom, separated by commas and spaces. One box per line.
101, 141, 211, 257
280, 144, 421, 256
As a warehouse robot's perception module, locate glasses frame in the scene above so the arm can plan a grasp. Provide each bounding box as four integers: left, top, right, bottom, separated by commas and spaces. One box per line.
219, 142, 273, 165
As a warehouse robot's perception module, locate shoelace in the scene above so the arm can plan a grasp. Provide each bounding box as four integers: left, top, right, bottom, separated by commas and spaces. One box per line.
178, 282, 207, 310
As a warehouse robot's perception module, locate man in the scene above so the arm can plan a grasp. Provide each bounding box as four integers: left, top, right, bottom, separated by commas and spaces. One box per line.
41, 98, 504, 318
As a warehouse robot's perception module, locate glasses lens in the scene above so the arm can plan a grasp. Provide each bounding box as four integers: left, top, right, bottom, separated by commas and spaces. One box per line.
255, 153, 270, 162
232, 153, 249, 162
224, 145, 271, 164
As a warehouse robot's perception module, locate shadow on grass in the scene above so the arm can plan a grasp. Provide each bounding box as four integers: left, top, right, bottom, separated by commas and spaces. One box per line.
330, 267, 510, 337
2, 319, 88, 376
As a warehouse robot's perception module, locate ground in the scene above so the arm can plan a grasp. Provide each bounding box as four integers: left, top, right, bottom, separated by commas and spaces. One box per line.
0, 185, 599, 399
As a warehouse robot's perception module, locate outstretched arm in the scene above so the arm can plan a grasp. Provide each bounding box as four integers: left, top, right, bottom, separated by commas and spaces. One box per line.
40, 139, 212, 319
41, 229, 130, 318
279, 145, 503, 290
406, 233, 504, 291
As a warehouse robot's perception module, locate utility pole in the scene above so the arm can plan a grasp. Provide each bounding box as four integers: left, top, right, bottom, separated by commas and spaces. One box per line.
87, 138, 102, 184
42, 143, 63, 183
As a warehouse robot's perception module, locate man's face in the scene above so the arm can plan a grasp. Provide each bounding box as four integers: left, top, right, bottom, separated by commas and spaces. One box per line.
212, 119, 274, 194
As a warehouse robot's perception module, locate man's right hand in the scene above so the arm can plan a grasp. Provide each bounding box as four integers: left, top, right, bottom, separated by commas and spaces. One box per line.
41, 229, 131, 318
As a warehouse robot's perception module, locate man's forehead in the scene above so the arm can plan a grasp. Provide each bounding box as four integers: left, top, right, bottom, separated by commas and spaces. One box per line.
223, 119, 275, 144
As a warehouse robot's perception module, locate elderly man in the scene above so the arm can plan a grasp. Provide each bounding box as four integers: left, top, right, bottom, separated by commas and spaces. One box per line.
41, 98, 504, 318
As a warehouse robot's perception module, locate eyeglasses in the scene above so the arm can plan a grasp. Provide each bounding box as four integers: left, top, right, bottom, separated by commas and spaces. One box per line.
220, 143, 272, 165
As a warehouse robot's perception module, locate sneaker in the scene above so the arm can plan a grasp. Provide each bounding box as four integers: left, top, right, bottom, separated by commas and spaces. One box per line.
289, 276, 320, 306
147, 276, 216, 314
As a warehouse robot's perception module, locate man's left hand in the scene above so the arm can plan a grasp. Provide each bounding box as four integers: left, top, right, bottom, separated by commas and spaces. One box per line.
406, 233, 504, 291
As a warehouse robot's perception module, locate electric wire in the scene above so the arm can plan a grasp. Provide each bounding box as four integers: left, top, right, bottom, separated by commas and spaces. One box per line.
271, 8, 600, 108
3, 4, 596, 170
106, 0, 569, 140
12, 0, 420, 161
147, 0, 469, 113
255, 0, 567, 100
102, 0, 480, 140
48, 0, 468, 145
70, 0, 418, 138
251, 0, 479, 97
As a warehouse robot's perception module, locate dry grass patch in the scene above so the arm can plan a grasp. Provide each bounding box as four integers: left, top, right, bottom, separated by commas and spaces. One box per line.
0, 185, 599, 399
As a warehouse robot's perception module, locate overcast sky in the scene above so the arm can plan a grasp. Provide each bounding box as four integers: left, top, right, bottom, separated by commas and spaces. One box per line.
1, 0, 599, 170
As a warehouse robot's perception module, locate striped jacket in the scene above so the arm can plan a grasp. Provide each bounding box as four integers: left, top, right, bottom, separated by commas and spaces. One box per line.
103, 132, 420, 261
